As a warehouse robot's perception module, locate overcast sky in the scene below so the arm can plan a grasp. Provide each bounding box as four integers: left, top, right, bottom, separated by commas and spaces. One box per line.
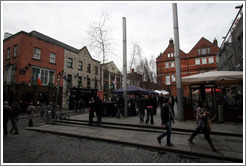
2, 1, 243, 72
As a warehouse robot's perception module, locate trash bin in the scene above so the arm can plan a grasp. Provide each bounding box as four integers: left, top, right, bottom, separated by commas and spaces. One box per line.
218, 105, 223, 122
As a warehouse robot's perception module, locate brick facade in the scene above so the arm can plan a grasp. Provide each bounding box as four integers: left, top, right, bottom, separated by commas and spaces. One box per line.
3, 31, 64, 109
156, 37, 219, 97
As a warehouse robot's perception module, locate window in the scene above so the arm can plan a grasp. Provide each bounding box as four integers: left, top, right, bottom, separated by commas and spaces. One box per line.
87, 64, 91, 73
207, 47, 210, 54
49, 71, 55, 84
33, 47, 41, 60
5, 66, 15, 83
87, 77, 90, 88
78, 61, 82, 70
201, 48, 207, 55
68, 58, 73, 68
172, 74, 175, 82
168, 53, 174, 58
78, 76, 82, 86
202, 58, 207, 64
208, 57, 214, 64
195, 58, 200, 65
41, 69, 48, 85
198, 49, 201, 55
31, 67, 55, 85
49, 53, 56, 64
94, 77, 98, 89
67, 74, 72, 84
13, 45, 18, 57
165, 62, 169, 68
170, 62, 175, 68
6, 47, 10, 59
166, 75, 170, 85
95, 66, 98, 75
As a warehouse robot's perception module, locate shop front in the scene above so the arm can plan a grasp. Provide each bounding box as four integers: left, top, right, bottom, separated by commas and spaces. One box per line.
182, 71, 243, 122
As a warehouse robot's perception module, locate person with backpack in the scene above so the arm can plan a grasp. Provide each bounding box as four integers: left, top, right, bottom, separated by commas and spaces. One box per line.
9, 102, 20, 134
27, 102, 38, 127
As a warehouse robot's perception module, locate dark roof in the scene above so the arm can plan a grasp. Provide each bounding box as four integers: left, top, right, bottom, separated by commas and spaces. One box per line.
29, 31, 78, 53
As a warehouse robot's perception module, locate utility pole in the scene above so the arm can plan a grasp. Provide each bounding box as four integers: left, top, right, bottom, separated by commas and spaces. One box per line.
172, 3, 184, 121
122, 17, 127, 117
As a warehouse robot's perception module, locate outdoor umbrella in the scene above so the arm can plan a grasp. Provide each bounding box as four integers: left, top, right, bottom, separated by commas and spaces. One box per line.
113, 85, 148, 94
182, 71, 243, 84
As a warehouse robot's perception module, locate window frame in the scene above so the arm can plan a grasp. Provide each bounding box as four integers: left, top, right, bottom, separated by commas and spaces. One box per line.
6, 47, 11, 60
208, 57, 214, 64
166, 75, 170, 85
67, 58, 73, 68
13, 45, 18, 58
78, 61, 83, 70
195, 58, 200, 65
49, 52, 56, 64
202, 58, 207, 64
33, 47, 41, 60
165, 62, 169, 68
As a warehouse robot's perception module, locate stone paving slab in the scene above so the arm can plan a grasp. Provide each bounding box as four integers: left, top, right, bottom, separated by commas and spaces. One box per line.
26, 122, 243, 162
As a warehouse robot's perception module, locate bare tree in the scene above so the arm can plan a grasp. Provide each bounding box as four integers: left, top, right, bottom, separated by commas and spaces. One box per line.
129, 42, 157, 89
87, 11, 113, 91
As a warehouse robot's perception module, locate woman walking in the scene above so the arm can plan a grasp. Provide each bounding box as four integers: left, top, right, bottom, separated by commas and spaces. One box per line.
188, 100, 221, 152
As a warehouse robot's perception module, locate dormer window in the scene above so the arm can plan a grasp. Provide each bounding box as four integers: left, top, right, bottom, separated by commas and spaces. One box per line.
168, 52, 174, 58
198, 47, 210, 55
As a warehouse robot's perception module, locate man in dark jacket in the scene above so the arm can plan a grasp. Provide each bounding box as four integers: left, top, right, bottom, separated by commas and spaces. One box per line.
157, 97, 175, 147
145, 95, 154, 125
3, 101, 12, 136
95, 96, 103, 126
10, 102, 20, 134
138, 95, 146, 123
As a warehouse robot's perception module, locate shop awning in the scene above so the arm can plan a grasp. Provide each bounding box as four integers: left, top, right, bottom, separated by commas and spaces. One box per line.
182, 71, 243, 85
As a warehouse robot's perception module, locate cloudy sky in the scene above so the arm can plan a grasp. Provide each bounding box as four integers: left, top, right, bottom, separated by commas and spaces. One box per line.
2, 1, 243, 71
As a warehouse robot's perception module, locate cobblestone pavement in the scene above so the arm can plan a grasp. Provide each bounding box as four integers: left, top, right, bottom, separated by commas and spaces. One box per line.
3, 115, 231, 163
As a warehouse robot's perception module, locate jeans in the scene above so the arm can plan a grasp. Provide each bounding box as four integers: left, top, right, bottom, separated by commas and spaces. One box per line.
146, 108, 154, 124
157, 121, 172, 144
139, 108, 145, 122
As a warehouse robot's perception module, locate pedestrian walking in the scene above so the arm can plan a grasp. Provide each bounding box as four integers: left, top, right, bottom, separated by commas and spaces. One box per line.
3, 101, 12, 136
145, 95, 154, 125
95, 96, 103, 126
10, 102, 20, 134
157, 96, 175, 147
39, 102, 46, 123
129, 95, 136, 116
88, 97, 95, 125
188, 100, 221, 152
138, 94, 146, 123
27, 102, 38, 127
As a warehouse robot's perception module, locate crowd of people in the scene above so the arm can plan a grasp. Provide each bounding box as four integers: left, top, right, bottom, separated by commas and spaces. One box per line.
3, 92, 220, 152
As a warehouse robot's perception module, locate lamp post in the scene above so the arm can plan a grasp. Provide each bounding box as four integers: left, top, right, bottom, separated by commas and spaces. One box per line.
56, 72, 61, 110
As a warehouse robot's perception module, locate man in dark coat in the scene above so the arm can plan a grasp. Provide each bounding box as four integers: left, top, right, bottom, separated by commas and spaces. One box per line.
95, 96, 103, 126
10, 102, 20, 134
3, 101, 12, 136
157, 97, 175, 147
145, 95, 154, 125
138, 95, 146, 123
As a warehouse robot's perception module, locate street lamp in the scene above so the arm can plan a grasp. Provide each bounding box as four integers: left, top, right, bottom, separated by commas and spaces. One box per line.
55, 72, 61, 110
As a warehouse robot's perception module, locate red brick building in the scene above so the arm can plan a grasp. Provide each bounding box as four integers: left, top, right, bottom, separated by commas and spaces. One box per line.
156, 37, 219, 96
3, 31, 65, 110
